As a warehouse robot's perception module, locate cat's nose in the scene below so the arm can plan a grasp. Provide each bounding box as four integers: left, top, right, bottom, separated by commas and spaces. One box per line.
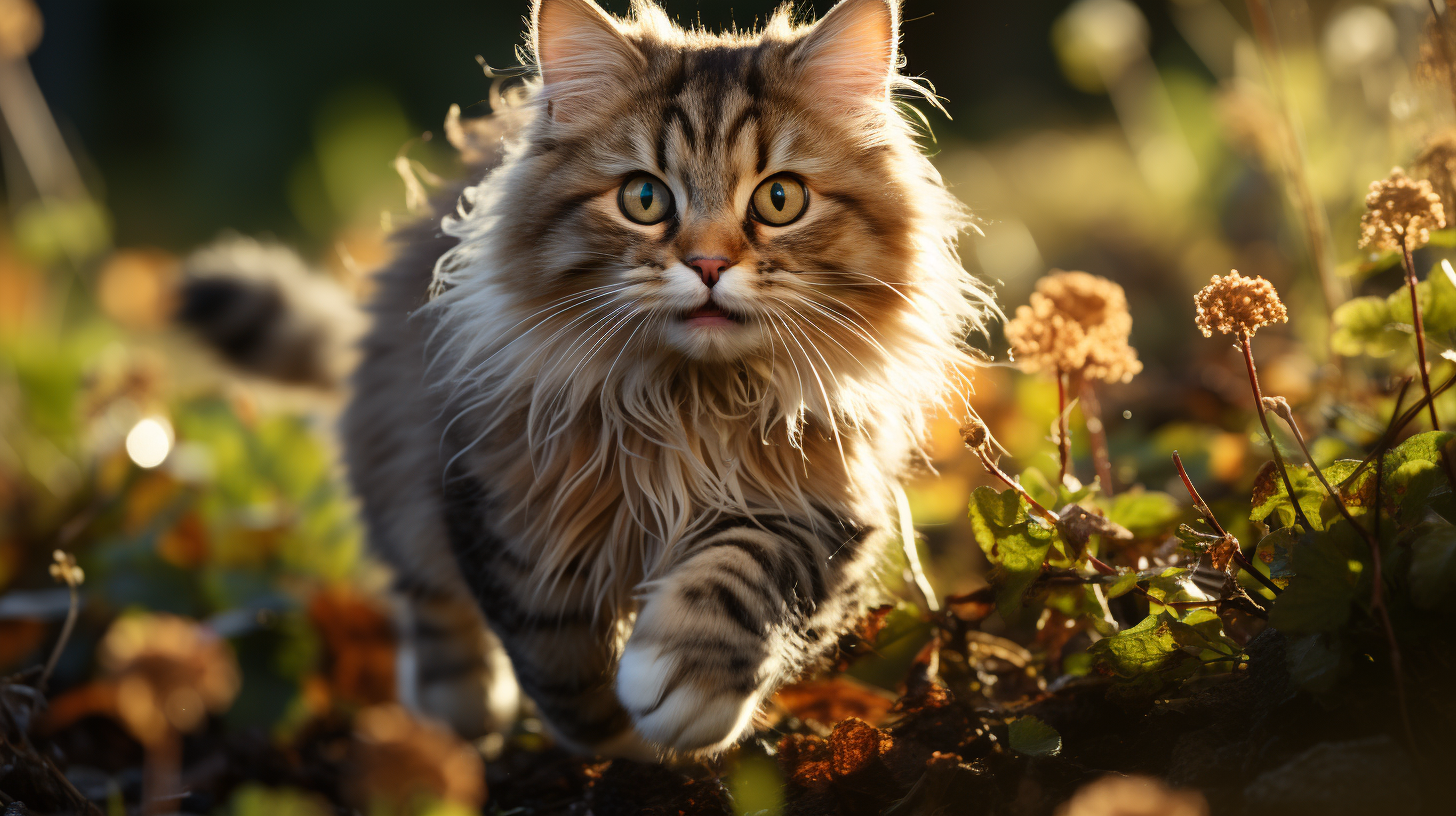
686, 256, 731, 288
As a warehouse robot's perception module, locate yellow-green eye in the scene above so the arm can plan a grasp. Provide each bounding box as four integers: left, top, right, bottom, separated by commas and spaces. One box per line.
618, 173, 674, 225
751, 174, 809, 226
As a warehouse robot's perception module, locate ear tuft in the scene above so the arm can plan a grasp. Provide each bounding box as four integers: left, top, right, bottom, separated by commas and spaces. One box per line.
532, 0, 645, 123
792, 0, 899, 109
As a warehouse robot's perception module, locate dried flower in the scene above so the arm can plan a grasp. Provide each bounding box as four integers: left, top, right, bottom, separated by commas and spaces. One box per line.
348, 704, 486, 811
0, 0, 42, 59
1004, 270, 1143, 383
99, 613, 240, 746
48, 549, 83, 587
1193, 270, 1288, 338
1359, 168, 1446, 252
1055, 774, 1208, 816
1416, 14, 1456, 93
1415, 130, 1456, 215
959, 416, 987, 449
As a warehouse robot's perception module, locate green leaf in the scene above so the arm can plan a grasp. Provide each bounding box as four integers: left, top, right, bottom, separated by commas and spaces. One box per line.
1387, 262, 1456, 335
1022, 466, 1095, 512
1250, 461, 1326, 531
1143, 567, 1200, 604
1165, 607, 1239, 658
1381, 431, 1456, 525
1106, 569, 1141, 599
1324, 459, 1375, 510
1284, 632, 1348, 693
1408, 515, 1456, 609
1268, 522, 1366, 636
1007, 716, 1062, 757
1253, 527, 1300, 587
1089, 612, 1188, 678
968, 486, 1056, 624
1101, 488, 1183, 539
1330, 296, 1406, 358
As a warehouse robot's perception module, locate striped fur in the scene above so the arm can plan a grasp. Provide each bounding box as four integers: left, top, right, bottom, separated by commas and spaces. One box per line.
342, 0, 993, 757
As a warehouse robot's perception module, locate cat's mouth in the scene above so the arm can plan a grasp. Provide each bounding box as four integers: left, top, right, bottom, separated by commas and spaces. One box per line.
681, 303, 744, 327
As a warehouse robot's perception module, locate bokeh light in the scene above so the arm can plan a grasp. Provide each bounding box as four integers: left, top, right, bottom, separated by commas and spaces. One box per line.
124, 416, 172, 469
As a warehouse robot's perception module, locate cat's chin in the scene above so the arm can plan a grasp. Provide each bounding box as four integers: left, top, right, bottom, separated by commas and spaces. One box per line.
664, 313, 761, 362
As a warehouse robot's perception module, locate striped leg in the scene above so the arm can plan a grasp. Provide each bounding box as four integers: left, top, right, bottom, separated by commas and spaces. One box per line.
616, 514, 874, 753
439, 475, 654, 758
396, 584, 519, 740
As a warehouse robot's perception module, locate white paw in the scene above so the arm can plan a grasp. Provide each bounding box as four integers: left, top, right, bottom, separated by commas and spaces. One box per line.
616, 641, 760, 753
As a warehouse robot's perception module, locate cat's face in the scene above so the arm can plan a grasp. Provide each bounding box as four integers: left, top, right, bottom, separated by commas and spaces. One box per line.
491, 0, 922, 366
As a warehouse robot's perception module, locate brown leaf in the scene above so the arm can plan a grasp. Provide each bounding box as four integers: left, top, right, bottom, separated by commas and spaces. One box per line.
829, 718, 893, 778
774, 678, 897, 727
945, 587, 995, 623
308, 585, 397, 706
1250, 460, 1281, 510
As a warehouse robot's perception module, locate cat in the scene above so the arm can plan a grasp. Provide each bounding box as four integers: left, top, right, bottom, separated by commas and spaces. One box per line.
182, 0, 992, 758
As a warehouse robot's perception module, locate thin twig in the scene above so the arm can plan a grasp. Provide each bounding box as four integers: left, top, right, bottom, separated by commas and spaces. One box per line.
1262, 406, 1415, 749
37, 584, 79, 692
1171, 451, 1284, 598
1401, 237, 1440, 430
1240, 330, 1316, 531
1057, 369, 1071, 487
1080, 377, 1115, 494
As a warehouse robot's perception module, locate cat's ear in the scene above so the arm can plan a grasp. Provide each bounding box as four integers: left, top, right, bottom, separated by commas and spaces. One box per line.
531, 0, 645, 123
792, 0, 899, 109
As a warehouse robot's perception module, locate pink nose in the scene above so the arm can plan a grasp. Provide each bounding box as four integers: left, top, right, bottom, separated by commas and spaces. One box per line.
686, 256, 730, 287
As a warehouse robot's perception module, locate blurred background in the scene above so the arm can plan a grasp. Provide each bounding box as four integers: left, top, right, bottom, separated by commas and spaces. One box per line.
1, 0, 1451, 811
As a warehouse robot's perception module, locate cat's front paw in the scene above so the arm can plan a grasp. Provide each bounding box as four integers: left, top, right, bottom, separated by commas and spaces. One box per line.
615, 640, 762, 754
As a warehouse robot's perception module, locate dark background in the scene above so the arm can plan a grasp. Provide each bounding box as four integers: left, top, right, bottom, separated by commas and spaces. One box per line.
28, 0, 1204, 252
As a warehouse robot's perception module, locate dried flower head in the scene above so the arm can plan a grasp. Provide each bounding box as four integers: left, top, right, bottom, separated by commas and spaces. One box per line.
348, 704, 486, 811
959, 416, 987, 449
1193, 270, 1288, 338
1359, 168, 1446, 252
1415, 130, 1456, 215
99, 613, 240, 745
48, 549, 83, 587
1055, 774, 1208, 816
1416, 14, 1456, 93
0, 0, 42, 59
1003, 270, 1143, 383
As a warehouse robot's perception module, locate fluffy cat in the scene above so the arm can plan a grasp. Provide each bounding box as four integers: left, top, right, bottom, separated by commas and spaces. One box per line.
186, 0, 991, 758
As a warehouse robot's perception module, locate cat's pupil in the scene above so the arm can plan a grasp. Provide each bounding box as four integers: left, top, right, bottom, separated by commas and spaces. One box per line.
640, 182, 654, 211
770, 182, 786, 211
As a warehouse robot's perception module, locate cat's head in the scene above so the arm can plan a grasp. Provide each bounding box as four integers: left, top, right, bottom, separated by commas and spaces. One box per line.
434, 0, 988, 423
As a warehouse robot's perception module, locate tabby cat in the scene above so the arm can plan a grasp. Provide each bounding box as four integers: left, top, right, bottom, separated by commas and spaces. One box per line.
187, 0, 991, 758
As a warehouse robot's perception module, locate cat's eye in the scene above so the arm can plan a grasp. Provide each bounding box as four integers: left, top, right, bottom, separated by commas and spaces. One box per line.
750, 174, 809, 226
618, 173, 674, 225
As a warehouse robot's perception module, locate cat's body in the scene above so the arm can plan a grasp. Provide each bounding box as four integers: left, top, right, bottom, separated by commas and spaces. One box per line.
185, 0, 989, 758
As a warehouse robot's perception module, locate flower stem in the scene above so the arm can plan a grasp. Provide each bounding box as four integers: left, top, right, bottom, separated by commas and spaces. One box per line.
1401, 237, 1440, 430
1056, 369, 1071, 487
1080, 378, 1115, 494
1269, 403, 1385, 603
1238, 330, 1315, 531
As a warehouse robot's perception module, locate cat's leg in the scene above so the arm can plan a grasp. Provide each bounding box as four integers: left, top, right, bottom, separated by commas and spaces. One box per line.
394, 579, 519, 740
453, 550, 657, 759
616, 514, 877, 753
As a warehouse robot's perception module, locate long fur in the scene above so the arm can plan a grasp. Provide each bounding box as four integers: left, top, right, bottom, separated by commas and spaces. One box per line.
421, 1, 991, 613
325, 0, 999, 755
